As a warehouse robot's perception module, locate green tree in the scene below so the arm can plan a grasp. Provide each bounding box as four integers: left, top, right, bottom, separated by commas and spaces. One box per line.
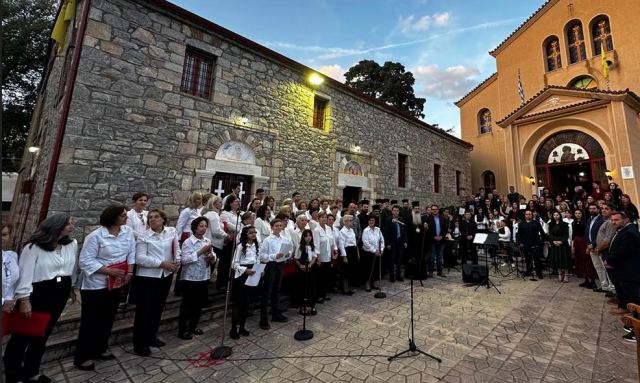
1, 0, 56, 171
344, 60, 426, 119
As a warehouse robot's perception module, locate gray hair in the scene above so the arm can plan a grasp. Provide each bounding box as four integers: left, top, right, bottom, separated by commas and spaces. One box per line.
28, 213, 73, 252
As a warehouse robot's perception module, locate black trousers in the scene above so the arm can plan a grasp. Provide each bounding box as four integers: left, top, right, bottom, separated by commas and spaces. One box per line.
522, 245, 543, 278
294, 265, 317, 308
344, 246, 359, 286
231, 269, 255, 330
4, 276, 71, 383
74, 287, 121, 365
318, 261, 334, 298
260, 262, 284, 321
178, 280, 208, 334
460, 239, 478, 265
216, 243, 234, 289
618, 280, 640, 310
389, 242, 403, 279
132, 274, 172, 348
360, 251, 379, 285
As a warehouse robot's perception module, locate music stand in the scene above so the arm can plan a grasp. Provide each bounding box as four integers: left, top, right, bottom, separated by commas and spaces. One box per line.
472, 233, 501, 294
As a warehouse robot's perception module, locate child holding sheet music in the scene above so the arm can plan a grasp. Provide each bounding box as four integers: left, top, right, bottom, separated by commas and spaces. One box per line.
230, 225, 260, 339
294, 229, 318, 315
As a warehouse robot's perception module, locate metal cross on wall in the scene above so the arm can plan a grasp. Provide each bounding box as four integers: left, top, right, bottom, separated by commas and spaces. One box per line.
214, 180, 225, 197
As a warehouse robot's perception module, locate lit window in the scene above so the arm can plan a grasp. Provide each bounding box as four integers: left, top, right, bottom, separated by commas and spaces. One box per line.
180, 47, 215, 99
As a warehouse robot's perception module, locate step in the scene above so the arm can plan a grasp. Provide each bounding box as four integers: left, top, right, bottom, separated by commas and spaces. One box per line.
40, 288, 290, 363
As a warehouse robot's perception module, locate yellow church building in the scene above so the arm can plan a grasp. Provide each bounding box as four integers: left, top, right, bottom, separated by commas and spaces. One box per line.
456, 0, 640, 202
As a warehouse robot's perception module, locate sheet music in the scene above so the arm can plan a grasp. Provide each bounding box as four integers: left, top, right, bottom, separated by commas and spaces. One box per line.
278, 242, 293, 261
473, 233, 488, 244
244, 263, 266, 287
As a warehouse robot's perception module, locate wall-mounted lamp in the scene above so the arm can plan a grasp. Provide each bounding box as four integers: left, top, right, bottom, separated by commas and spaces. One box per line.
605, 169, 613, 180
578, 171, 586, 177
308, 73, 324, 86
28, 146, 40, 153
528, 176, 535, 186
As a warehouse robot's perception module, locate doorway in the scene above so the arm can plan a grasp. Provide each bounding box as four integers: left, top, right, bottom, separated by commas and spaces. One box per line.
211, 173, 252, 208
342, 187, 361, 206
548, 162, 592, 197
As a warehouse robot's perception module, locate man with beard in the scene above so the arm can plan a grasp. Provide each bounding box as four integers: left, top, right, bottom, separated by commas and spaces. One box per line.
585, 203, 606, 290
358, 200, 370, 230
408, 201, 427, 279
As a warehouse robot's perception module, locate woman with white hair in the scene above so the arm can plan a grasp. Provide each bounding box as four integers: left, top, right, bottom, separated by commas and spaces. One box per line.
338, 215, 357, 295
202, 196, 228, 255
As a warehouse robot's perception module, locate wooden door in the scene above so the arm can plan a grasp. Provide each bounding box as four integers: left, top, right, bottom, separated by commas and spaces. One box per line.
211, 173, 252, 209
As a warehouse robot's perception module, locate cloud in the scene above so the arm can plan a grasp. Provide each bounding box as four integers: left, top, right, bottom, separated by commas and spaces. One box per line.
317, 64, 346, 83
413, 64, 481, 100
261, 17, 523, 61
398, 12, 450, 34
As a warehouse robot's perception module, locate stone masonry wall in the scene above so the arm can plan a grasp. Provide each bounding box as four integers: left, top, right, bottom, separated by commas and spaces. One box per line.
33, 0, 471, 241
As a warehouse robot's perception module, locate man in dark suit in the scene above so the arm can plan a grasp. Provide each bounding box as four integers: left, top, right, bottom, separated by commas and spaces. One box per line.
517, 210, 546, 280
606, 211, 640, 318
459, 211, 478, 265
585, 203, 607, 291
426, 205, 449, 277
383, 205, 408, 282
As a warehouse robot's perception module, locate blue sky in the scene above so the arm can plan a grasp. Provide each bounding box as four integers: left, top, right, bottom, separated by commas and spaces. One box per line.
172, 1, 545, 137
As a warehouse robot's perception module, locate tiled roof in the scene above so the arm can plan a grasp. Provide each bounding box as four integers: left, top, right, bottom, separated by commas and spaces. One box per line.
454, 73, 497, 106
489, 0, 554, 56
496, 85, 640, 125
517, 99, 600, 120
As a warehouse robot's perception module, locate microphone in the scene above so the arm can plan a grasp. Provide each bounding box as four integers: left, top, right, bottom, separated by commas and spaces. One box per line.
392, 219, 405, 226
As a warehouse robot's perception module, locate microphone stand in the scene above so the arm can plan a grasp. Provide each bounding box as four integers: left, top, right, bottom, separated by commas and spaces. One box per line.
211, 210, 241, 359
374, 227, 386, 299
294, 262, 313, 341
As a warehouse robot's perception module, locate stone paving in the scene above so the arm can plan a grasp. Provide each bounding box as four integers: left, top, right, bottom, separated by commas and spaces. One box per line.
41, 271, 637, 382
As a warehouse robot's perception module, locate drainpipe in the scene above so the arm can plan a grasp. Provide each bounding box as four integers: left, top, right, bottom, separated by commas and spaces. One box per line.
38, 0, 92, 224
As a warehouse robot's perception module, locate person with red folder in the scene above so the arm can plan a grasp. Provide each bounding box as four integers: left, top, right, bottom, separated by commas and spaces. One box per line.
3, 214, 77, 383
74, 205, 136, 371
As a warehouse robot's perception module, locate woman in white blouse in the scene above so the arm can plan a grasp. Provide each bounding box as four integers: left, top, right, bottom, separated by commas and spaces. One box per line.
230, 226, 259, 340
178, 217, 216, 340
338, 215, 357, 295
132, 209, 180, 357
175, 191, 203, 244
74, 205, 136, 371
4, 214, 77, 383
2, 223, 19, 312
254, 205, 272, 240
126, 192, 149, 238
218, 195, 241, 290
313, 212, 336, 303
202, 196, 228, 254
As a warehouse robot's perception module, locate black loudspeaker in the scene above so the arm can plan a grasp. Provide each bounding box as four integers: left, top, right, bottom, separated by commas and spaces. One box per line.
462, 264, 487, 283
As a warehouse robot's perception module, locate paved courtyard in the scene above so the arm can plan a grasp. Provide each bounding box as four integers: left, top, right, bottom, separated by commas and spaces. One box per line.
41, 271, 636, 383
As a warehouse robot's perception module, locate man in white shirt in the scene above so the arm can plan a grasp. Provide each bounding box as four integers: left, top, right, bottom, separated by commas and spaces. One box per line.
258, 219, 292, 329
362, 216, 385, 291
291, 192, 301, 215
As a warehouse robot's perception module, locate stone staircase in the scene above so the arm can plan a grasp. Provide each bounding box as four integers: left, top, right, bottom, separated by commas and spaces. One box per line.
40, 285, 289, 362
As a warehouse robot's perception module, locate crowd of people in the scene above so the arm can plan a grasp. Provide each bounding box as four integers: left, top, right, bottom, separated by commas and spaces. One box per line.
2, 181, 639, 382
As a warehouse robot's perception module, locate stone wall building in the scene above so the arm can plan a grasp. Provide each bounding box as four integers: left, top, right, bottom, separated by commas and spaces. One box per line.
10, 0, 472, 243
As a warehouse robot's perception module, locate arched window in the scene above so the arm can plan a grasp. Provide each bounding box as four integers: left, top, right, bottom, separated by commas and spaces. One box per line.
478, 109, 492, 134
544, 36, 562, 71
482, 171, 496, 191
566, 21, 587, 64
591, 16, 613, 55
569, 75, 597, 89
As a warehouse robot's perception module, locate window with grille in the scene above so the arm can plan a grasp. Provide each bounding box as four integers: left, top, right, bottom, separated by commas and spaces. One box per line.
398, 154, 408, 188
313, 96, 327, 130
433, 164, 441, 193
180, 47, 215, 99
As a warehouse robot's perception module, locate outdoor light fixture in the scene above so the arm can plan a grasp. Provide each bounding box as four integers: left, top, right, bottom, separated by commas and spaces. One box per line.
308, 73, 324, 86
605, 169, 613, 180
28, 146, 40, 153
528, 176, 535, 185
578, 172, 586, 177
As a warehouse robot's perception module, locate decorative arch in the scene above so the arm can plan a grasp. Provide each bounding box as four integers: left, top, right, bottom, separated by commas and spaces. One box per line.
565, 20, 587, 64
535, 131, 604, 165
215, 140, 256, 164
478, 108, 492, 134
543, 35, 562, 72
568, 75, 597, 89
590, 15, 613, 55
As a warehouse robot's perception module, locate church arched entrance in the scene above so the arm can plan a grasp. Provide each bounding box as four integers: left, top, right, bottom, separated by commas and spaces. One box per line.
535, 130, 607, 197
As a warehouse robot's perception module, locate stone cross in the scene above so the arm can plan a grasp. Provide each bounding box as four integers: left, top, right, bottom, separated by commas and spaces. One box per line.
214, 180, 225, 197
